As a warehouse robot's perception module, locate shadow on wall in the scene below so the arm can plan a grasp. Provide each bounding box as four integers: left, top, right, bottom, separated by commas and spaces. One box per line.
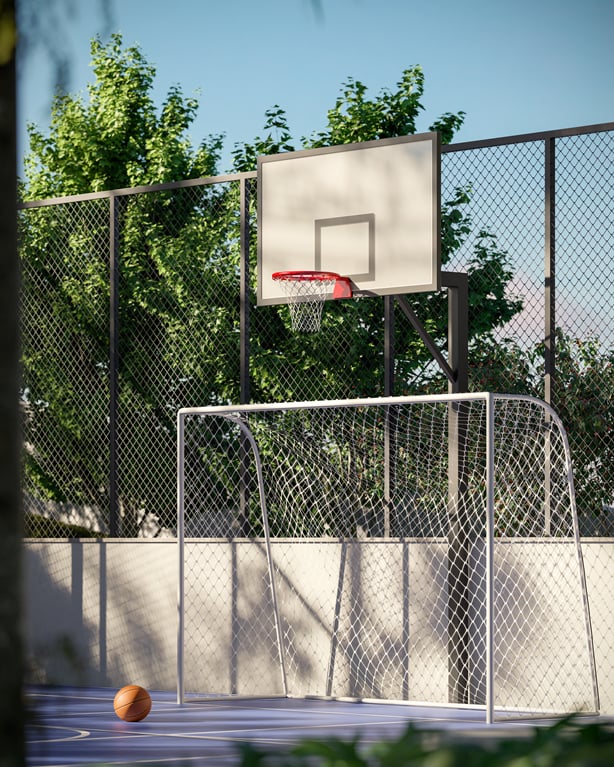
24, 540, 176, 689
26, 541, 97, 686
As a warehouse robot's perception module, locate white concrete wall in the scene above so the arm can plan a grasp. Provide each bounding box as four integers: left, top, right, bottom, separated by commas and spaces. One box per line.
24, 539, 177, 691
22, 538, 614, 715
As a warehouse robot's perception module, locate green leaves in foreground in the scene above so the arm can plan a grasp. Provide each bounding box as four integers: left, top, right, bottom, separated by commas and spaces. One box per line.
236, 716, 614, 767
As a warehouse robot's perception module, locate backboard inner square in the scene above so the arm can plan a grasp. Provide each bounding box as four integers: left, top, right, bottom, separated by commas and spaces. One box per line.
316, 214, 375, 282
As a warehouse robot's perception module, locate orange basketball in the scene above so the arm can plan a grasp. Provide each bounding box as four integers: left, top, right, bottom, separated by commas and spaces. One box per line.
113, 685, 152, 722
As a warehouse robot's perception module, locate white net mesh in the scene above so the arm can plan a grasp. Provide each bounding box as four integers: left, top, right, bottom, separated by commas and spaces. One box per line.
272, 272, 338, 333
178, 394, 598, 720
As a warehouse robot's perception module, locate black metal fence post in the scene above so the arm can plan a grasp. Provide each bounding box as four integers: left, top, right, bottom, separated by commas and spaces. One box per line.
544, 137, 556, 535
240, 176, 251, 406
239, 176, 252, 535
383, 295, 395, 537
443, 272, 471, 704
109, 194, 120, 537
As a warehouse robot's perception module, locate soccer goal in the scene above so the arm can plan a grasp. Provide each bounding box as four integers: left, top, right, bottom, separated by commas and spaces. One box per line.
176, 393, 599, 722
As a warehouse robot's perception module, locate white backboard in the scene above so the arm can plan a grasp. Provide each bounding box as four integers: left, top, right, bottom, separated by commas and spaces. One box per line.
257, 133, 441, 305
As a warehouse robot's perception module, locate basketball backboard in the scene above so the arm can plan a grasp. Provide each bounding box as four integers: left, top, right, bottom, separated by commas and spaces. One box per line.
257, 132, 441, 305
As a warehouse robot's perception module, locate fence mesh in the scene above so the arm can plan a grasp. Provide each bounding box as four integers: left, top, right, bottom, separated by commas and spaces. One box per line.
20, 128, 613, 540
442, 140, 545, 351
21, 199, 111, 537
114, 184, 240, 535
178, 394, 597, 719
19, 126, 614, 709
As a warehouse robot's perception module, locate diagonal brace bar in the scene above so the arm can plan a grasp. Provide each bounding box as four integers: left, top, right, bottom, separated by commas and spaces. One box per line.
395, 295, 456, 384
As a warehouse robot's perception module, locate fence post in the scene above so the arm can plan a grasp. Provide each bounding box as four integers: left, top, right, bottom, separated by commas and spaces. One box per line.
384, 295, 395, 396
443, 272, 471, 704
544, 136, 556, 406
544, 137, 556, 535
109, 194, 119, 537
383, 296, 395, 537
240, 176, 251, 405
238, 176, 252, 534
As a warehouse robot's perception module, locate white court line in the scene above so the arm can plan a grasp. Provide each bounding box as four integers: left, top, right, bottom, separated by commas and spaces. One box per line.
29, 757, 232, 767
30, 716, 413, 744
27, 725, 90, 744
98, 717, 419, 740
30, 691, 115, 702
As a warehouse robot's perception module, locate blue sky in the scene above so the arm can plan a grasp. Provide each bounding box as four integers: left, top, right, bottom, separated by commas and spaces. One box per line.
18, 0, 614, 174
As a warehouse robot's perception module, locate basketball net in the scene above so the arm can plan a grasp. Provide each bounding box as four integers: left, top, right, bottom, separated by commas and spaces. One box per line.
272, 271, 351, 333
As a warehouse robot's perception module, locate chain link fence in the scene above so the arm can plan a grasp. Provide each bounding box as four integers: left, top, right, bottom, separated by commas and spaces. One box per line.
20, 124, 613, 540
21, 197, 111, 535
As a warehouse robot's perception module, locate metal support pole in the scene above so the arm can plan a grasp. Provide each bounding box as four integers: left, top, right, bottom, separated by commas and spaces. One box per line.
383, 296, 395, 537
544, 137, 556, 409
240, 176, 251, 406
384, 295, 395, 397
443, 272, 469, 393
396, 294, 456, 385
442, 272, 471, 704
238, 177, 252, 534
176, 412, 185, 704
109, 195, 120, 537
485, 393, 495, 723
544, 138, 556, 535
395, 272, 471, 703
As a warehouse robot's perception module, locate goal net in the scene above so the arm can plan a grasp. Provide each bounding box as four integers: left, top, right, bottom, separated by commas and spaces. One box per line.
177, 393, 598, 722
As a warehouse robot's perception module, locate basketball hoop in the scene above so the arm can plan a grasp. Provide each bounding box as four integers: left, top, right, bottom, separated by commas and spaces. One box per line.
272, 271, 352, 333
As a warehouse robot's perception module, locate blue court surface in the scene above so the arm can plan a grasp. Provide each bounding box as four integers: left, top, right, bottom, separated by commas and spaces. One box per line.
25, 685, 605, 766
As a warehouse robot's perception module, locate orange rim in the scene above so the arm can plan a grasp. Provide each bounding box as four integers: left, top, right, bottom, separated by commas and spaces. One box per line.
272, 270, 340, 282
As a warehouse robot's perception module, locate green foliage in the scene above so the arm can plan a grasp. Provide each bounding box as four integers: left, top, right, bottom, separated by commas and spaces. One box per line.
231, 105, 295, 172
536, 330, 614, 521
233, 66, 466, 173
469, 334, 537, 395
467, 231, 523, 337
304, 67, 465, 148
21, 34, 232, 533
24, 33, 222, 197
21, 36, 525, 534
235, 717, 614, 766
468, 328, 614, 520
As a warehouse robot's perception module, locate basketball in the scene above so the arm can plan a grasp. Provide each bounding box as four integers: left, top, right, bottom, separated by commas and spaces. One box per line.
113, 685, 152, 722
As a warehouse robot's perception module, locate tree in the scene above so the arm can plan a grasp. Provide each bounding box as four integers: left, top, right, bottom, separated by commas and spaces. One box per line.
539, 330, 614, 523
469, 328, 614, 524
21, 44, 524, 535
25, 34, 222, 195
22, 35, 233, 535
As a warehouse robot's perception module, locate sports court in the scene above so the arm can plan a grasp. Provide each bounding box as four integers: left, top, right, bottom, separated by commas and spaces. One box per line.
28, 684, 597, 767
22, 130, 614, 763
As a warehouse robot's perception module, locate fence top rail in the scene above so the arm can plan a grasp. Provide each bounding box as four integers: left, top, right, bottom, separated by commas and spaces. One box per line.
18, 170, 257, 209
442, 121, 614, 153
177, 391, 554, 419
18, 122, 613, 209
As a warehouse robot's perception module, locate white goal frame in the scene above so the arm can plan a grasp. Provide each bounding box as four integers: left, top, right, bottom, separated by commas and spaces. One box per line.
177, 393, 599, 723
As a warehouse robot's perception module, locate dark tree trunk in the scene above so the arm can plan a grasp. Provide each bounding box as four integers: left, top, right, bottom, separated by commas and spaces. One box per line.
0, 0, 25, 764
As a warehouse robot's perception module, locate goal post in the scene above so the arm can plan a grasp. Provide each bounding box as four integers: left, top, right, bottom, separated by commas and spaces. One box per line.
177, 393, 599, 722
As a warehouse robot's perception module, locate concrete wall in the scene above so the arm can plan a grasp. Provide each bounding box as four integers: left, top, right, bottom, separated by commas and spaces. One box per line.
23, 538, 614, 715
24, 539, 177, 691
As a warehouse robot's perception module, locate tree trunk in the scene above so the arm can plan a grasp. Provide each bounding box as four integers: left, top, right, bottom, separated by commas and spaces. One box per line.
0, 0, 25, 764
